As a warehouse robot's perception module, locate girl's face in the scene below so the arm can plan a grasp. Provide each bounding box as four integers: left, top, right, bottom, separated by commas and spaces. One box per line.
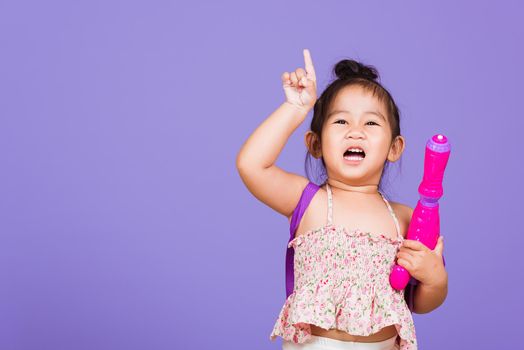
321, 85, 402, 185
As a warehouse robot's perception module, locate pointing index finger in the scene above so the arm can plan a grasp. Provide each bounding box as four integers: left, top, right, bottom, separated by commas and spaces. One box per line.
303, 49, 316, 81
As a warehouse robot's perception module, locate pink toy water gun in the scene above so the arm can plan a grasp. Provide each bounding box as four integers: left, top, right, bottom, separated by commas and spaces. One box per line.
389, 134, 451, 291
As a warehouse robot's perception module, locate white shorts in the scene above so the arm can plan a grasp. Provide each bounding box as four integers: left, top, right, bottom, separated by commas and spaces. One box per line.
282, 334, 399, 350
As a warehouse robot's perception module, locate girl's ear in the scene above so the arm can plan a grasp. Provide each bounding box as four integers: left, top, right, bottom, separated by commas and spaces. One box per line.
387, 135, 405, 162
305, 131, 322, 158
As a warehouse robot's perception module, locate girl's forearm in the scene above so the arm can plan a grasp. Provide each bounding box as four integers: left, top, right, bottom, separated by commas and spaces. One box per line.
236, 102, 310, 169
413, 273, 448, 314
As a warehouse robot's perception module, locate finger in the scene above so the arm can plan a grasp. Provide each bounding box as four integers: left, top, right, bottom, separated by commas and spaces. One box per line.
396, 251, 414, 261
398, 248, 421, 261
295, 68, 308, 87
303, 48, 317, 81
402, 239, 429, 252
295, 68, 307, 80
399, 246, 422, 256
397, 258, 412, 271
281, 72, 291, 85
434, 236, 444, 256
290, 71, 299, 85
300, 76, 308, 87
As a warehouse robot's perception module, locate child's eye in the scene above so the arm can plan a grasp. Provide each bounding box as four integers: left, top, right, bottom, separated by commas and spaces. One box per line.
335, 120, 378, 126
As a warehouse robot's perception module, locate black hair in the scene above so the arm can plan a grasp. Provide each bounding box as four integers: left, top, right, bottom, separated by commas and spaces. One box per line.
304, 59, 403, 196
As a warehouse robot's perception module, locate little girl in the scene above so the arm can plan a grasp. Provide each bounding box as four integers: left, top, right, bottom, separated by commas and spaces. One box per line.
236, 49, 447, 350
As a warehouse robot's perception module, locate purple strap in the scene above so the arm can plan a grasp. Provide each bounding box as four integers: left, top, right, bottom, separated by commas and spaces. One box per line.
286, 181, 320, 298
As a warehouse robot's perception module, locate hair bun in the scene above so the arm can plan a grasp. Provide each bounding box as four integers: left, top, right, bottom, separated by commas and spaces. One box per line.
334, 59, 379, 81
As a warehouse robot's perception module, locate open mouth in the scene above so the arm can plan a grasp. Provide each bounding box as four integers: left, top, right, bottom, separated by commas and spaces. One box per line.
343, 147, 366, 161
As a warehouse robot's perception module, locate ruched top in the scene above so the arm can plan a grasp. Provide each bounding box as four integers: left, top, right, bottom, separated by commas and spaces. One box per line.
270, 183, 417, 349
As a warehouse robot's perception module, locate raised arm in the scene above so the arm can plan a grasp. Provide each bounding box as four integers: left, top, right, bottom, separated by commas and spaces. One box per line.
236, 49, 318, 218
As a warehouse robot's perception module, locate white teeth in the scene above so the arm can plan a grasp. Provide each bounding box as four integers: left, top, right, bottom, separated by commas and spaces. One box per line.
344, 147, 365, 162
344, 155, 364, 161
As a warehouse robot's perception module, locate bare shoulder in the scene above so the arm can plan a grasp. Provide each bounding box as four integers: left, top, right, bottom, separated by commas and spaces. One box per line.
390, 201, 414, 218
284, 176, 313, 222
287, 183, 327, 235
390, 201, 414, 238
286, 181, 326, 222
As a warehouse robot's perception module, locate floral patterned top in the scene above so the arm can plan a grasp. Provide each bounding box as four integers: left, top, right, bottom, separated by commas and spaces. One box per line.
270, 183, 417, 349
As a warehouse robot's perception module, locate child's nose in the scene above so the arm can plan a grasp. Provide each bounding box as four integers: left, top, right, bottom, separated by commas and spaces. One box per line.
345, 130, 365, 139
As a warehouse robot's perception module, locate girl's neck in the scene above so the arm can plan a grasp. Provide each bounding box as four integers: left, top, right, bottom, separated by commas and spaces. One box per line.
326, 178, 379, 194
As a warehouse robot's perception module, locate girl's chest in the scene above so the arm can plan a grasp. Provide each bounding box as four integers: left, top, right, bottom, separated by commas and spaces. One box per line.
297, 201, 404, 241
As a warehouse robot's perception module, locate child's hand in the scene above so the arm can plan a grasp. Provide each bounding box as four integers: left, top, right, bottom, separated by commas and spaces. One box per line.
281, 48, 318, 112
396, 236, 447, 287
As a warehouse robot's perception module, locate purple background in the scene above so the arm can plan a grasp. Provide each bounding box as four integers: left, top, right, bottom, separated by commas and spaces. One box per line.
1, 1, 522, 349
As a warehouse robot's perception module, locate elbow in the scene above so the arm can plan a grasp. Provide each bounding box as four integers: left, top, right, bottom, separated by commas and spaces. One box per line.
413, 306, 431, 314
236, 150, 256, 170
413, 294, 448, 314
236, 152, 268, 174
412, 302, 434, 314
236, 152, 250, 174
236, 155, 261, 184
236, 156, 254, 177
236, 151, 245, 170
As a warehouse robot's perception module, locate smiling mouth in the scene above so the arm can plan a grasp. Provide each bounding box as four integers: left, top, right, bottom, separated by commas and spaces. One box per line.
343, 149, 366, 160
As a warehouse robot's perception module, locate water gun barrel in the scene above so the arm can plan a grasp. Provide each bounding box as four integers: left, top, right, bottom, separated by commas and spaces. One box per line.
389, 134, 451, 290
